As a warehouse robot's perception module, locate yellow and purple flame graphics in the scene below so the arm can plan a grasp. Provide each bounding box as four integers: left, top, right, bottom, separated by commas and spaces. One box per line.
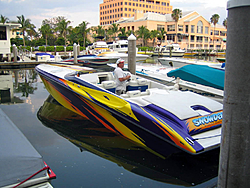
41, 76, 148, 148
141, 108, 196, 154
185, 110, 223, 133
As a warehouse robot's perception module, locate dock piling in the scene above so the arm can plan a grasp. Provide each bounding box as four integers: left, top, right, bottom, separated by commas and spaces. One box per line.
128, 34, 136, 75
218, 1, 250, 187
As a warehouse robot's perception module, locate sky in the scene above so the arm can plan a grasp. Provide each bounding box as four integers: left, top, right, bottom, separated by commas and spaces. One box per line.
1, 0, 228, 30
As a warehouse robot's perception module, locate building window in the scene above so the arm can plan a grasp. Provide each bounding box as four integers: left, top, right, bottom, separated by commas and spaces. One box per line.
162, 2, 166, 6
190, 35, 195, 42
167, 24, 175, 31
129, 2, 131, 5
204, 37, 209, 42
191, 25, 195, 33
129, 8, 131, 11
197, 21, 203, 34
178, 25, 183, 31
185, 25, 188, 33
214, 30, 219, 35
205, 26, 209, 34
220, 31, 226, 36
125, 2, 127, 5
125, 8, 127, 11
157, 24, 164, 31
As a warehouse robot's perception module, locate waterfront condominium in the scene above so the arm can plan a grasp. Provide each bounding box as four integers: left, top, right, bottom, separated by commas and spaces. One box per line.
99, 0, 173, 25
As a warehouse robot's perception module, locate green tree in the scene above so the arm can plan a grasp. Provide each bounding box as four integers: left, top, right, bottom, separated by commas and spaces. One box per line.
210, 14, 220, 49
118, 27, 127, 39
150, 29, 160, 47
56, 17, 71, 46
26, 23, 37, 44
77, 21, 90, 47
108, 23, 120, 40
0, 15, 9, 24
136, 26, 150, 46
92, 26, 105, 41
17, 15, 33, 46
171, 9, 182, 43
39, 23, 53, 50
223, 18, 227, 29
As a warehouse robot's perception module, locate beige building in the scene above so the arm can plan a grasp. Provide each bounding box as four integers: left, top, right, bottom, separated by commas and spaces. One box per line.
101, 11, 227, 50
99, 0, 172, 25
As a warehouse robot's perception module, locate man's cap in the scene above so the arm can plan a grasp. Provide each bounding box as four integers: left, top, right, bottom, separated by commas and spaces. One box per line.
116, 58, 125, 64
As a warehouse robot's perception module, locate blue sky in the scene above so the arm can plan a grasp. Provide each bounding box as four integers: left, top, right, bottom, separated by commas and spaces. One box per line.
1, 0, 228, 29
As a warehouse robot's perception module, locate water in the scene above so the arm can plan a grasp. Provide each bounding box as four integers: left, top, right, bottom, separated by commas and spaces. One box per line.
0, 61, 220, 188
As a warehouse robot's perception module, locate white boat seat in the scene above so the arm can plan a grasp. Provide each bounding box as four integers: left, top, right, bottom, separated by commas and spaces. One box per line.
127, 78, 149, 92
102, 80, 116, 93
126, 90, 141, 98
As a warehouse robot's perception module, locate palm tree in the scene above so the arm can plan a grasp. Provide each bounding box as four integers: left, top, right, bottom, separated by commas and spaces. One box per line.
39, 24, 53, 50
210, 14, 220, 50
118, 27, 127, 39
26, 23, 36, 42
150, 30, 160, 47
171, 9, 182, 43
0, 15, 9, 24
109, 23, 120, 40
17, 15, 32, 46
136, 26, 150, 46
92, 26, 105, 41
223, 18, 227, 29
56, 18, 71, 46
78, 21, 90, 47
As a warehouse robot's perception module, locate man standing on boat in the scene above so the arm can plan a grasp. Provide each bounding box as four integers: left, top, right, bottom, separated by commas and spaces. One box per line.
114, 58, 131, 95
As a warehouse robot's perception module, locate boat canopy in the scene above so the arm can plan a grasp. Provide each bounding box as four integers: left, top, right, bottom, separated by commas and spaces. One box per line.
167, 64, 225, 90
0, 109, 46, 187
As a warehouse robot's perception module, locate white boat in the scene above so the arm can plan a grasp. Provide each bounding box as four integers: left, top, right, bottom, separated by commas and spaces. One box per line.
86, 41, 109, 54
158, 57, 223, 69
134, 63, 224, 100
61, 54, 119, 65
152, 44, 185, 57
107, 40, 128, 53
109, 63, 224, 100
98, 51, 150, 63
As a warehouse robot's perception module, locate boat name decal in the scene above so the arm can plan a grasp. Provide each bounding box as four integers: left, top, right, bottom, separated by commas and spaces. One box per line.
192, 112, 223, 127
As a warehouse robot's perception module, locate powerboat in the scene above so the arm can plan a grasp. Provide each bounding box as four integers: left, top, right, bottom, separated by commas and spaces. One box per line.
158, 57, 223, 69
0, 108, 56, 188
36, 63, 223, 157
61, 54, 119, 65
107, 40, 128, 53
152, 44, 185, 57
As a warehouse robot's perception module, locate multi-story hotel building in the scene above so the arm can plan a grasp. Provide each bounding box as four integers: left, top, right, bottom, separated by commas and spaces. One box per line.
99, 0, 172, 25
97, 0, 227, 50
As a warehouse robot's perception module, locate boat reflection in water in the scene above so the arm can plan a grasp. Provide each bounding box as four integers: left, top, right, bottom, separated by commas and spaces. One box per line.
37, 95, 219, 187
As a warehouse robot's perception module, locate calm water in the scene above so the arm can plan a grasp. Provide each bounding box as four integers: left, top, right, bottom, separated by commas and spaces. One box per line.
0, 58, 220, 187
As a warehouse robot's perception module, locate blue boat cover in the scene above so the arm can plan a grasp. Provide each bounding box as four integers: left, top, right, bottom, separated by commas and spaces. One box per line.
167, 64, 225, 90
0, 109, 46, 187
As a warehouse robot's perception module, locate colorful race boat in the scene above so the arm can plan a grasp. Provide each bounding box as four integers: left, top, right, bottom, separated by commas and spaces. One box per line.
35, 63, 223, 157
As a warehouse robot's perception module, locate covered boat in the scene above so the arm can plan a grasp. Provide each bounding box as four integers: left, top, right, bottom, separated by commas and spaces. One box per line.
167, 64, 225, 90
0, 108, 56, 188
35, 63, 223, 157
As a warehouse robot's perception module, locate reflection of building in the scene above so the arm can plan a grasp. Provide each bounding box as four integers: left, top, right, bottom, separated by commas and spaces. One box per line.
99, 0, 172, 25
0, 23, 21, 61
96, 6, 227, 50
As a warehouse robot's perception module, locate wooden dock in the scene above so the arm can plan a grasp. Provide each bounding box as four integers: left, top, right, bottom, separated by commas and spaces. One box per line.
0, 61, 50, 69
